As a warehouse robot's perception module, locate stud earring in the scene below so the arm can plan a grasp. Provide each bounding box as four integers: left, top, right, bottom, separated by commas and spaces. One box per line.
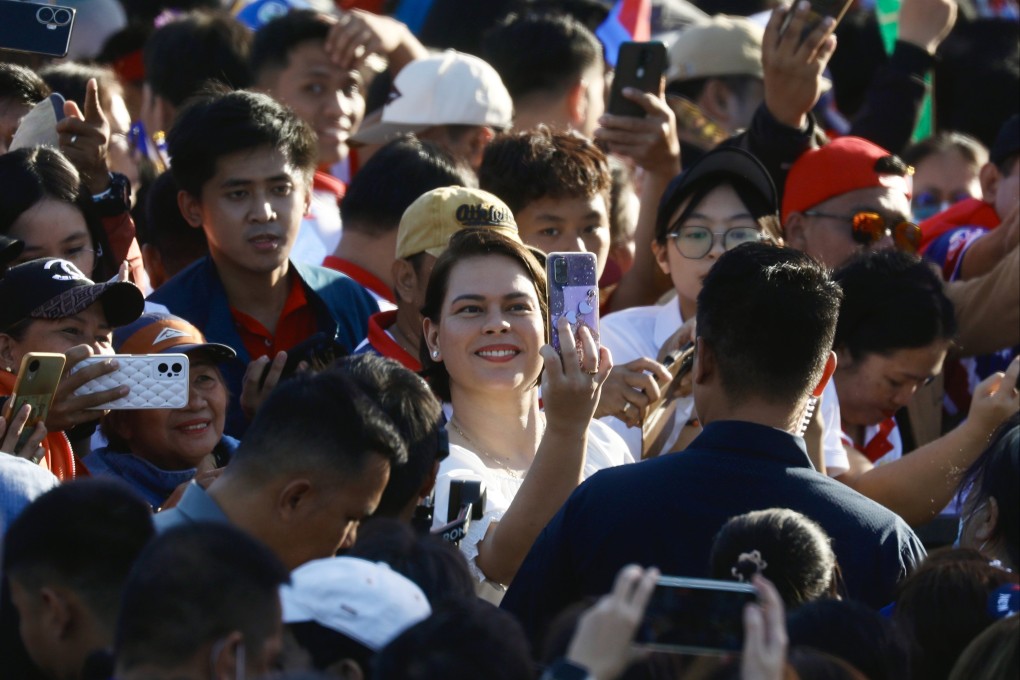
431, 350, 440, 359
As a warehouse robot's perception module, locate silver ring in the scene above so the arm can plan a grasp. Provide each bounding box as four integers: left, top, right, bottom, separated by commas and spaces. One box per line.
69, 134, 78, 145
30, 451, 44, 464
622, 402, 633, 416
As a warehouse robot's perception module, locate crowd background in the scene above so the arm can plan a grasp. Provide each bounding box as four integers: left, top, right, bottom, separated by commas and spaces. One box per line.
0, 0, 1018, 679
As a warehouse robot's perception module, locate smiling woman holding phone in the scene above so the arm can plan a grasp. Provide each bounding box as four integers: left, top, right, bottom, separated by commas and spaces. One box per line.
421, 228, 631, 601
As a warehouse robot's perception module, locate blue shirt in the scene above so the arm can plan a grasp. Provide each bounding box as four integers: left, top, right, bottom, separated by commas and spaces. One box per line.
152, 482, 231, 532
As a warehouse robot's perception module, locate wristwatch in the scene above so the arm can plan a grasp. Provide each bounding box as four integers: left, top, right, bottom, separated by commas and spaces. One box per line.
90, 172, 132, 217
540, 659, 593, 680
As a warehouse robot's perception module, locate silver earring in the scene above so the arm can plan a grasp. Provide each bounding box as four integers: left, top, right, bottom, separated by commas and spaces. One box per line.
431, 350, 439, 359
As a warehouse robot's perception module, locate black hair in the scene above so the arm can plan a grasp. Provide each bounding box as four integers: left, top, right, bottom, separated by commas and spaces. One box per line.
38, 62, 123, 114
787, 648, 869, 680
334, 355, 444, 519
119, 0, 219, 23
893, 548, 1019, 680
230, 369, 407, 485
787, 599, 912, 680
957, 412, 1020, 569
347, 519, 475, 605
697, 242, 841, 405
481, 12, 602, 102
901, 131, 989, 171
251, 9, 331, 81
655, 174, 781, 244
949, 615, 1019, 680
420, 228, 548, 402
3, 479, 154, 628
833, 249, 957, 362
0, 62, 50, 105
479, 127, 611, 215
418, 0, 523, 57
285, 621, 375, 674
114, 523, 290, 672
143, 10, 252, 108
167, 89, 317, 198
0, 146, 117, 279
341, 136, 470, 236
139, 170, 209, 276
709, 508, 837, 608
373, 598, 533, 680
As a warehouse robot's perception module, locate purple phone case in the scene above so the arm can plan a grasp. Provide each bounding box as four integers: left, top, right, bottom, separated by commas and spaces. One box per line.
547, 252, 600, 360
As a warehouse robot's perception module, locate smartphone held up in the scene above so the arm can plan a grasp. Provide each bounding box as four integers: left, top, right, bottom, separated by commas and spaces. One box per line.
607, 41, 667, 118
0, 1, 76, 58
547, 252, 600, 365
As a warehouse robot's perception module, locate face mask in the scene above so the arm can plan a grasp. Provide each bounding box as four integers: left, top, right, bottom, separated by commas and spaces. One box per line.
954, 501, 988, 549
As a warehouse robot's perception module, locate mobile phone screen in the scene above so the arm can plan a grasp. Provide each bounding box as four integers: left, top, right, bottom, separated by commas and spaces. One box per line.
635, 577, 757, 654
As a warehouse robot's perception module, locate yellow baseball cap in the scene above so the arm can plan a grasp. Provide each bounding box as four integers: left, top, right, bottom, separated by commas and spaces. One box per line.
395, 186, 520, 260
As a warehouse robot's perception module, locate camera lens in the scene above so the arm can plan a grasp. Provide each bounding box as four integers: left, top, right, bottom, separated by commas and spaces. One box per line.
171, 363, 183, 373
158, 363, 169, 374
553, 258, 568, 284
28, 360, 40, 373
37, 7, 54, 23
53, 8, 72, 24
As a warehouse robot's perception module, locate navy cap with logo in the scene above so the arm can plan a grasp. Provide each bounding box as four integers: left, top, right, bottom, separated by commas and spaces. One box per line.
0, 258, 145, 332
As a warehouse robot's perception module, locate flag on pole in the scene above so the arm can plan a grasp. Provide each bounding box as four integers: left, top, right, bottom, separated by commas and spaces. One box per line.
596, 0, 652, 67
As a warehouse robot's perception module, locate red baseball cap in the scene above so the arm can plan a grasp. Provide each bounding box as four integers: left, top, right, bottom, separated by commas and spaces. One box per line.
782, 137, 913, 224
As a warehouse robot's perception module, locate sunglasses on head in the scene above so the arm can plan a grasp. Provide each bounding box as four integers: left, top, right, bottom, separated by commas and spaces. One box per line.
804, 210, 921, 253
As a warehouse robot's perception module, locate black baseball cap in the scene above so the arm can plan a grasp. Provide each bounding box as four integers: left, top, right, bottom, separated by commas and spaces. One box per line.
656, 146, 777, 240
0, 258, 145, 332
0, 235, 24, 269
990, 114, 1020, 167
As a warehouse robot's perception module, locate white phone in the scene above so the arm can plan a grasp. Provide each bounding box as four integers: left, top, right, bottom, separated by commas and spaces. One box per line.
71, 354, 190, 410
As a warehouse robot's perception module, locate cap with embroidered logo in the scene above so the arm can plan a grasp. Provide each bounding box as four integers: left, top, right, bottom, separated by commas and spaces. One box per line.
0, 258, 144, 332
350, 50, 513, 147
396, 186, 520, 260
113, 313, 236, 361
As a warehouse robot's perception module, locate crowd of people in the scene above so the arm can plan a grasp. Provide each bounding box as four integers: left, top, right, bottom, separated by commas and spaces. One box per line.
0, 0, 1018, 678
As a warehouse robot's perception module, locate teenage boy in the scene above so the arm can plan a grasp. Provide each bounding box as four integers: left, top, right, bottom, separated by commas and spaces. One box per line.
148, 90, 377, 436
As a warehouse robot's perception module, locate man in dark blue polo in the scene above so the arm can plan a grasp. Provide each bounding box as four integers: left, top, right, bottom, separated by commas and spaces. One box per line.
501, 243, 925, 645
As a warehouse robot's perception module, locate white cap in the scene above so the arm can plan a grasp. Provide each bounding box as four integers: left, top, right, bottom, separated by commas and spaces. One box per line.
280, 557, 431, 651
351, 50, 513, 146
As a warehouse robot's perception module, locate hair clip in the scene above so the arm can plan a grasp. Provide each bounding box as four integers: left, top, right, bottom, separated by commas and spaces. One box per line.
731, 550, 768, 583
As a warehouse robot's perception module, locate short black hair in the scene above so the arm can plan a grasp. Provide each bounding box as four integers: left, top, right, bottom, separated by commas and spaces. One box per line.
334, 355, 444, 519
0, 62, 49, 105
696, 243, 842, 405
833, 249, 957, 362
114, 523, 289, 672
787, 599, 913, 680
167, 89, 317, 198
348, 519, 475, 604
143, 10, 253, 108
373, 598, 533, 680
251, 9, 331, 82
479, 127, 611, 215
230, 369, 407, 486
3, 479, 154, 627
481, 12, 601, 102
341, 136, 470, 237
710, 508, 837, 607
139, 171, 209, 276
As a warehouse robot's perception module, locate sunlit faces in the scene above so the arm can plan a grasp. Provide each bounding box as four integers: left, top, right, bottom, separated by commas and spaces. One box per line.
109, 359, 229, 471
911, 148, 982, 221
834, 342, 949, 427
264, 40, 365, 166
0, 303, 113, 367
790, 187, 911, 269
178, 146, 310, 277
515, 194, 611, 278
8, 199, 98, 275
653, 184, 762, 321
424, 255, 545, 395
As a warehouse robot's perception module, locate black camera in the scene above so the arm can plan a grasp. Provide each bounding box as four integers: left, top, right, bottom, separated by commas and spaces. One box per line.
430, 480, 486, 547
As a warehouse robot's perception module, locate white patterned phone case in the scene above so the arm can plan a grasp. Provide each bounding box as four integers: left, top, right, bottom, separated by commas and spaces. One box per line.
71, 354, 190, 409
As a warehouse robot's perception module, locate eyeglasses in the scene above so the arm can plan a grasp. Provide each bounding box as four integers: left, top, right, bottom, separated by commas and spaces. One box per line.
803, 210, 921, 253
667, 225, 764, 259
65, 246, 102, 272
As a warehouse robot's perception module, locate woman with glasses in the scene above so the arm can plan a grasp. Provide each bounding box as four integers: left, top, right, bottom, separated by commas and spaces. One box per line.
597, 147, 782, 458
827, 249, 1020, 525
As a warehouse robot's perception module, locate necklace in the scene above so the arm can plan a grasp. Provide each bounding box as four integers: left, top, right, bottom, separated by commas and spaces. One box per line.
449, 416, 537, 480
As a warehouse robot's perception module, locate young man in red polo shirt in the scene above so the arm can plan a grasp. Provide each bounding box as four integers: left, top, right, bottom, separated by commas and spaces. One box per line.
148, 90, 377, 436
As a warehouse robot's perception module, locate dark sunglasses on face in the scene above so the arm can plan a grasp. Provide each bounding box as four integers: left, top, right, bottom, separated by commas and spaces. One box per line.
803, 210, 921, 253
911, 190, 973, 222
667, 225, 764, 259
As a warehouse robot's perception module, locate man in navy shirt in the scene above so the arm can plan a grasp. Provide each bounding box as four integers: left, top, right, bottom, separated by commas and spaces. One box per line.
501, 243, 925, 645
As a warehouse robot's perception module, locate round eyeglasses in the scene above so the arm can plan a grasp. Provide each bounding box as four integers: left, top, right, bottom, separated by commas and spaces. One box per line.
667, 225, 764, 259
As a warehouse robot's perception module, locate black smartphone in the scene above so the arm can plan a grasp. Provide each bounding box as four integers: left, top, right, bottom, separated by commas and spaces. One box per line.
258, 332, 347, 389
607, 41, 667, 118
781, 0, 853, 41
0, 1, 76, 58
547, 252, 600, 364
634, 576, 758, 655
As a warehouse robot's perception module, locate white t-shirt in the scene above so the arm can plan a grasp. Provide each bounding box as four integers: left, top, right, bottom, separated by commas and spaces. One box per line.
820, 379, 849, 477
431, 419, 633, 603
290, 188, 343, 266
598, 301, 694, 459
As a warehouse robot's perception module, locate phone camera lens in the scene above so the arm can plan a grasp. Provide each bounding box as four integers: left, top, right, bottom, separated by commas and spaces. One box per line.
158, 363, 169, 374
28, 360, 40, 373
554, 258, 568, 284
54, 8, 72, 24
37, 7, 54, 23
171, 363, 183, 373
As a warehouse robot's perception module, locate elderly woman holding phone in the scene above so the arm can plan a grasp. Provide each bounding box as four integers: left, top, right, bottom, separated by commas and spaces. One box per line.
422, 228, 631, 602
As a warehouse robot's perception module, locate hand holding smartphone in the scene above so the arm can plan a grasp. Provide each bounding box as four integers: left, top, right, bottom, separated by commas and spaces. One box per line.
780, 0, 853, 42
607, 42, 667, 118
547, 252, 600, 367
71, 354, 190, 409
5, 353, 65, 452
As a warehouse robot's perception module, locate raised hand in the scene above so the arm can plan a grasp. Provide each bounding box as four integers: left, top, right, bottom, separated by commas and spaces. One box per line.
56, 78, 112, 195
